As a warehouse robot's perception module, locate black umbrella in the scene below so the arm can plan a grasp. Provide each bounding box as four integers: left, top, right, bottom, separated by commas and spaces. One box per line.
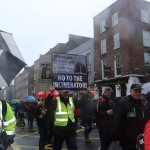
0, 30, 26, 86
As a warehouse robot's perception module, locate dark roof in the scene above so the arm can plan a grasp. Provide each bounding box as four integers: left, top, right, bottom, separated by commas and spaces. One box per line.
45, 34, 92, 54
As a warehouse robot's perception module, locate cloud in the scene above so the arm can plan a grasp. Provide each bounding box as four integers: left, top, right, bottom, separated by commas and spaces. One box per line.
0, 0, 117, 66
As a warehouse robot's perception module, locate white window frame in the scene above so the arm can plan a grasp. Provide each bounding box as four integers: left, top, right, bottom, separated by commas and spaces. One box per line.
113, 33, 120, 49
100, 20, 106, 33
141, 10, 149, 24
112, 12, 119, 27
143, 31, 150, 47
114, 55, 121, 77
101, 59, 107, 79
101, 39, 107, 54
144, 52, 150, 66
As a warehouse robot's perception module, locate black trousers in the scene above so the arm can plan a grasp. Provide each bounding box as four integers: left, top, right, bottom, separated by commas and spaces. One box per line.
53, 133, 78, 150
38, 125, 47, 150
98, 129, 112, 150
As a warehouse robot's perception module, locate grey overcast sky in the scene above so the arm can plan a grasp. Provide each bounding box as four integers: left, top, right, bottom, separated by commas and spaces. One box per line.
1, 0, 149, 66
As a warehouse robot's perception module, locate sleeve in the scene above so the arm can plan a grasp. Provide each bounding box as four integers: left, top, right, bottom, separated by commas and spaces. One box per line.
95, 99, 108, 117
111, 101, 125, 141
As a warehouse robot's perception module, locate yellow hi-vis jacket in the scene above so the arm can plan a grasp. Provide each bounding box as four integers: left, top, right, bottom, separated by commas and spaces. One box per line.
0, 101, 16, 136
54, 97, 75, 126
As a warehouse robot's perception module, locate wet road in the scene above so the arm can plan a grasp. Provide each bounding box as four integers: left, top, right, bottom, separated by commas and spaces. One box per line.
10, 120, 100, 150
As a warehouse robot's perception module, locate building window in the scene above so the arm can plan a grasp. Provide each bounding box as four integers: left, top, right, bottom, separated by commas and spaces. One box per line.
114, 54, 121, 77
112, 12, 119, 26
86, 52, 91, 65
141, 10, 149, 24
143, 31, 150, 47
101, 59, 111, 79
100, 20, 106, 33
113, 33, 120, 49
144, 52, 150, 66
101, 39, 107, 54
102, 59, 106, 79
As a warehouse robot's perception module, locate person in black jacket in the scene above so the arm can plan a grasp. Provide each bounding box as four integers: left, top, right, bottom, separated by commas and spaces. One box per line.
95, 86, 113, 150
35, 86, 55, 150
35, 100, 47, 150
80, 88, 95, 143
45, 86, 55, 145
112, 83, 150, 150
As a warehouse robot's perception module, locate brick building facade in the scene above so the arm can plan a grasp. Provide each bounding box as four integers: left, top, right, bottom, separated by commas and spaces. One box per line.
93, 0, 150, 98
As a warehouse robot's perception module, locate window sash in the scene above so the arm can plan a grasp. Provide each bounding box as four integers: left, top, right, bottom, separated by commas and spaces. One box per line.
143, 31, 150, 47
141, 10, 149, 23
144, 52, 150, 66
100, 20, 106, 33
101, 39, 106, 54
101, 59, 108, 78
114, 55, 121, 76
114, 33, 120, 49
112, 12, 119, 26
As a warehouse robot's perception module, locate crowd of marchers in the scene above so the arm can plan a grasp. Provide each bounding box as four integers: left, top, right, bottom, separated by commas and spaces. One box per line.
0, 83, 150, 150
33, 84, 150, 150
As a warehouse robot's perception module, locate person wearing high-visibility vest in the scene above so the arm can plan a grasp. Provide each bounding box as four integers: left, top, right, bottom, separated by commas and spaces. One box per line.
0, 100, 16, 150
46, 89, 78, 150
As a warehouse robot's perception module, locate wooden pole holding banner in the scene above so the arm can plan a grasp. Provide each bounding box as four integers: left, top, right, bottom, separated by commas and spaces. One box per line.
39, 92, 46, 118
39, 88, 47, 118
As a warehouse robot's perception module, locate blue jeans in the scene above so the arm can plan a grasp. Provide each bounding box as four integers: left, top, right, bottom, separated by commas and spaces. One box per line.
83, 120, 93, 136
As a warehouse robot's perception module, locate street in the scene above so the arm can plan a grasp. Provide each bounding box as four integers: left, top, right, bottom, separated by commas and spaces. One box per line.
10, 120, 100, 150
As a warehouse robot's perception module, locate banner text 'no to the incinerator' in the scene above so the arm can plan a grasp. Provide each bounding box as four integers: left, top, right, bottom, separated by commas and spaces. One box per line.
53, 74, 88, 89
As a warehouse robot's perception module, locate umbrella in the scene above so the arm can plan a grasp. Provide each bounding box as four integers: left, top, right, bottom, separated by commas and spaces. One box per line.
11, 99, 20, 104
36, 91, 51, 98
142, 82, 150, 94
0, 30, 26, 87
22, 96, 37, 103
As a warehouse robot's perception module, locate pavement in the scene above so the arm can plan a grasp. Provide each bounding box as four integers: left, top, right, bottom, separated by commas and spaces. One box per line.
9, 119, 122, 150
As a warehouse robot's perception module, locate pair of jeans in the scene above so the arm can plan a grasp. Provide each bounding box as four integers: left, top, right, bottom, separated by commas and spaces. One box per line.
83, 120, 93, 136
53, 133, 78, 150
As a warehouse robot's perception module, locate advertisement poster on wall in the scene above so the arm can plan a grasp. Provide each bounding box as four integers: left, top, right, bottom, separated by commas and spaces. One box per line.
36, 55, 53, 92
52, 53, 88, 90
